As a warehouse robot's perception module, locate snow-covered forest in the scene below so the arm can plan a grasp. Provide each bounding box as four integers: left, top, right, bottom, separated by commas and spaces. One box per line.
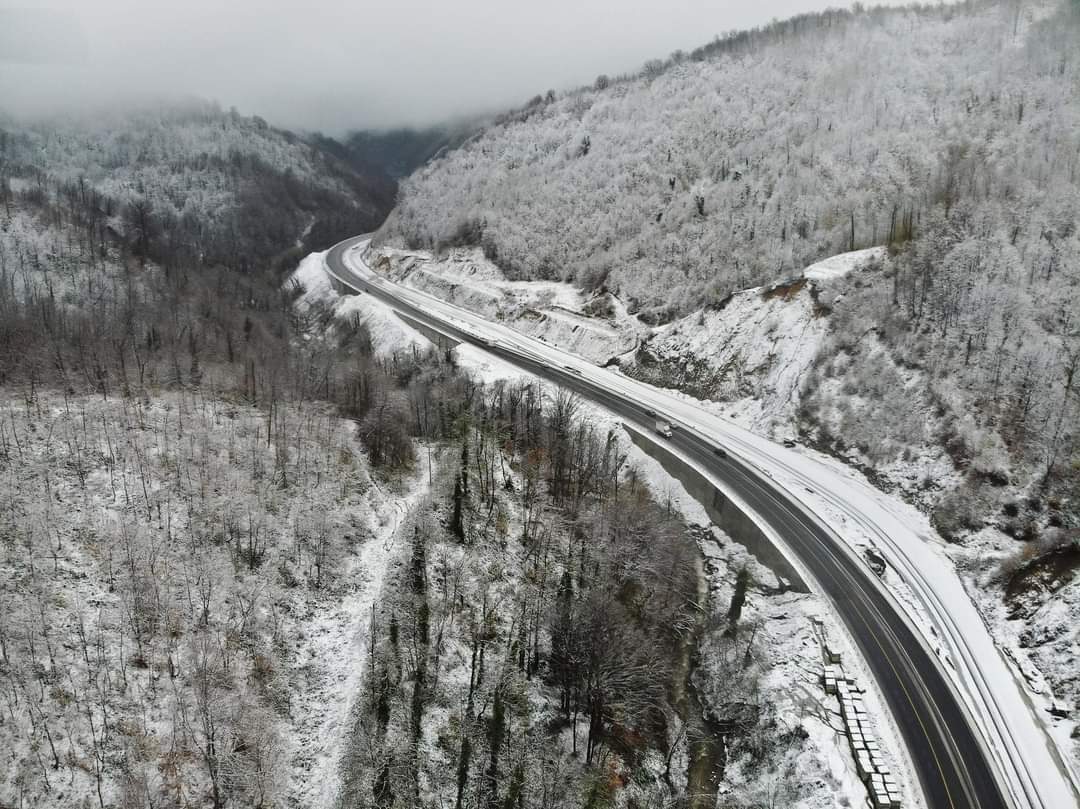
330, 379, 854, 809
0, 100, 395, 277
0, 271, 846, 808
380, 0, 1079, 611
2, 0, 1079, 804
0, 390, 394, 808
384, 1, 1076, 317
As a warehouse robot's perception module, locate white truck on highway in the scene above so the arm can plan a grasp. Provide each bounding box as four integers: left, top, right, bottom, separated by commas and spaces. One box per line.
654, 418, 673, 438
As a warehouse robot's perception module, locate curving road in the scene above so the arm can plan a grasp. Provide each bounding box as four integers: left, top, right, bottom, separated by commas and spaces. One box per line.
323, 234, 1075, 809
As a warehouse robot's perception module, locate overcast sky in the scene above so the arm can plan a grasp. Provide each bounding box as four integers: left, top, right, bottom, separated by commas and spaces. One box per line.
1, 1, 909, 134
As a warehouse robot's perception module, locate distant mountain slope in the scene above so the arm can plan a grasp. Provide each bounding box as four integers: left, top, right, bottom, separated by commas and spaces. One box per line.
381, 0, 1074, 320
0, 100, 400, 399
344, 124, 477, 179
0, 100, 396, 273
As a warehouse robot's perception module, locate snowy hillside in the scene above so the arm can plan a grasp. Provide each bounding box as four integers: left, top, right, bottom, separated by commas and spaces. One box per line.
369, 245, 647, 363
382, 2, 1071, 319
0, 100, 395, 272
378, 0, 1080, 594
0, 390, 411, 809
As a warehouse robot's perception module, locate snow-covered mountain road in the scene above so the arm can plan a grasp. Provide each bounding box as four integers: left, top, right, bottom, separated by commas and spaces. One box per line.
323, 235, 1077, 809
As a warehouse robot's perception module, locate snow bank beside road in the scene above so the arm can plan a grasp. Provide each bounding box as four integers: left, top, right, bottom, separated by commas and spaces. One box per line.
367, 245, 646, 364
291, 251, 431, 357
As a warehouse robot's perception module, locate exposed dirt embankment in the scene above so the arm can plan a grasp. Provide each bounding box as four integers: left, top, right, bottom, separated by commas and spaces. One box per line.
621, 278, 829, 435
367, 245, 647, 364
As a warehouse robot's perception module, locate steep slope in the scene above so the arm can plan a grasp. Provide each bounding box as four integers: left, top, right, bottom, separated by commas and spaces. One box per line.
624, 253, 888, 433
377, 0, 1080, 524
0, 100, 396, 274
369, 244, 647, 363
381, 0, 1072, 318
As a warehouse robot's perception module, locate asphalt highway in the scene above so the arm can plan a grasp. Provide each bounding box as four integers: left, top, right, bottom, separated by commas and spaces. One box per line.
324, 235, 1014, 809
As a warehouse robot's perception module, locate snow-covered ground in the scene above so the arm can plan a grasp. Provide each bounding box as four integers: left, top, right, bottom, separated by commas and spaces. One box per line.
802, 247, 886, 281
291, 251, 431, 357
626, 277, 827, 434
287, 460, 433, 807
945, 525, 1080, 768
313, 264, 912, 809
331, 240, 1080, 809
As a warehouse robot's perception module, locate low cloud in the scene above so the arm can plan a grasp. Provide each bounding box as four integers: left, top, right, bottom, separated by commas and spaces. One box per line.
0, 1, 913, 133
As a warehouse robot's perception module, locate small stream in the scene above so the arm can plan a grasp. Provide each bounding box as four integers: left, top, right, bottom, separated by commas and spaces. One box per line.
672, 549, 725, 809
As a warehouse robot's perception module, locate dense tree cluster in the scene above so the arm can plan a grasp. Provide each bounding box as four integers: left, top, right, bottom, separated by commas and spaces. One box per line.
0, 100, 395, 277
0, 388, 385, 808
383, 1, 1076, 322
338, 380, 803, 809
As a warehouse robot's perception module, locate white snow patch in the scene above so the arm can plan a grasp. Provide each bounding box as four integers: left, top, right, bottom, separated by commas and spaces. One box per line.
803, 247, 886, 281
287, 462, 432, 808
290, 250, 431, 358
453, 343, 535, 386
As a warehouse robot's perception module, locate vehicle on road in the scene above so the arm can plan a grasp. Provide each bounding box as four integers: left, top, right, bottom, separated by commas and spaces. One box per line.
713, 446, 728, 458
644, 408, 657, 417
654, 419, 673, 438
864, 548, 887, 577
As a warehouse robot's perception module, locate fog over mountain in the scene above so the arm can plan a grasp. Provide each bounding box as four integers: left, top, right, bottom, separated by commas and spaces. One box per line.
1, 1, 914, 132
2, 4, 1079, 809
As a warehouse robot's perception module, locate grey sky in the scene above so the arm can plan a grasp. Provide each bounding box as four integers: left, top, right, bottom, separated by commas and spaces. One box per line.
1, 1, 909, 133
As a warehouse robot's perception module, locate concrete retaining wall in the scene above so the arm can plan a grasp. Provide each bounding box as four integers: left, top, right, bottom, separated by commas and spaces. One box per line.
393, 312, 460, 353
329, 275, 356, 296
623, 424, 809, 592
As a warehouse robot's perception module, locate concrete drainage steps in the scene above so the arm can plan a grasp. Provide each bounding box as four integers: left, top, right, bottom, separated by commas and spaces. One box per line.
818, 619, 903, 809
